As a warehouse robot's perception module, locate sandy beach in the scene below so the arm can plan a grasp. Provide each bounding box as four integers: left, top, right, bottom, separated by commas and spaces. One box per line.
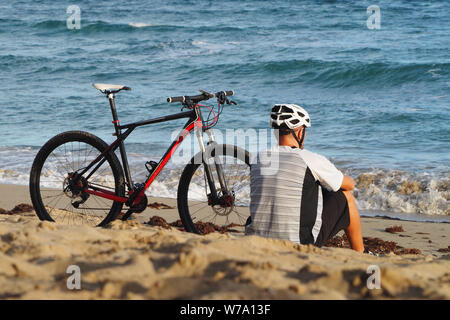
0, 183, 449, 299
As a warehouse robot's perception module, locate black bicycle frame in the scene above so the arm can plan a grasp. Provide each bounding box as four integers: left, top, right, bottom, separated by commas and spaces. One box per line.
78, 93, 220, 204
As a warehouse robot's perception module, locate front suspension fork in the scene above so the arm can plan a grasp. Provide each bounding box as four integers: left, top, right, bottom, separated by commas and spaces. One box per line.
197, 129, 229, 203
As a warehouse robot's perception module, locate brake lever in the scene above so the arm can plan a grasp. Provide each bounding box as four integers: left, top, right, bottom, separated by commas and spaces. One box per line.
225, 97, 237, 105
181, 99, 195, 111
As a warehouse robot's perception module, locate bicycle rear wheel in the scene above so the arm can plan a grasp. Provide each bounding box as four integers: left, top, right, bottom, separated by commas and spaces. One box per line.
29, 131, 125, 226
177, 144, 251, 234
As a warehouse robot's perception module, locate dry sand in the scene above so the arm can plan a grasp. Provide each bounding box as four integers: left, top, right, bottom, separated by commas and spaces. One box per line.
0, 183, 449, 299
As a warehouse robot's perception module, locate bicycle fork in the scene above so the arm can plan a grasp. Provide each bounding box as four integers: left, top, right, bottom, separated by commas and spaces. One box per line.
197, 128, 231, 206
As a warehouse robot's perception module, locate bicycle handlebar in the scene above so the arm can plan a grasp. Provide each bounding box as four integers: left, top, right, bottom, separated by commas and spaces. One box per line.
167, 90, 234, 103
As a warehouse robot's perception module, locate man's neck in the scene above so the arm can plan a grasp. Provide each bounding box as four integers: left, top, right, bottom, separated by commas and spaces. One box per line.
279, 140, 301, 149
279, 128, 304, 149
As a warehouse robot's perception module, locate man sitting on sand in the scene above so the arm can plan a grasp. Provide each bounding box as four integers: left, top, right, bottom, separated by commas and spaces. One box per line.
245, 104, 365, 253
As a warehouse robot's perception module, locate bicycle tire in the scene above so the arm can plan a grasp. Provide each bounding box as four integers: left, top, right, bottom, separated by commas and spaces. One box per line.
29, 131, 125, 227
177, 144, 250, 234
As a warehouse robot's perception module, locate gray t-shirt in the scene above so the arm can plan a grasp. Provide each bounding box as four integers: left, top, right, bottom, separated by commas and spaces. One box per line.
245, 146, 343, 244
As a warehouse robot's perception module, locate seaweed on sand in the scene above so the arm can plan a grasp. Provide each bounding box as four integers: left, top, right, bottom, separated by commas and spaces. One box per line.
0, 203, 33, 215
324, 234, 421, 255
385, 225, 404, 233
146, 216, 243, 234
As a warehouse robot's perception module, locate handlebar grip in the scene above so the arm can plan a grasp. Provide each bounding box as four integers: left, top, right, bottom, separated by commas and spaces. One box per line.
167, 90, 234, 103
167, 96, 185, 103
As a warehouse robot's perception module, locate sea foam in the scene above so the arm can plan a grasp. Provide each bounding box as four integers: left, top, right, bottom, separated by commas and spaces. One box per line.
1, 146, 447, 218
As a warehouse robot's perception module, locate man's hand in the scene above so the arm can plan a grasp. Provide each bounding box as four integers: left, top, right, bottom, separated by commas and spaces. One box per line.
341, 175, 355, 191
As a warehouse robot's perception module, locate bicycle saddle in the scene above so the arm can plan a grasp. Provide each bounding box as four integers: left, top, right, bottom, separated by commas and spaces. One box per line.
93, 83, 131, 94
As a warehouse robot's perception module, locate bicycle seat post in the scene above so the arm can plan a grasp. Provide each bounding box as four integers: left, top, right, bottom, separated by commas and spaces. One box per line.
107, 92, 121, 137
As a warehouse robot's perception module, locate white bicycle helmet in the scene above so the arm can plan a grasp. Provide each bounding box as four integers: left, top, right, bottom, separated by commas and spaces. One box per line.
270, 104, 311, 130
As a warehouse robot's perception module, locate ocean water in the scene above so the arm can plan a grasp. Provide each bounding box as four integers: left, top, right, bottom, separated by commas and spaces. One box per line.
0, 0, 449, 220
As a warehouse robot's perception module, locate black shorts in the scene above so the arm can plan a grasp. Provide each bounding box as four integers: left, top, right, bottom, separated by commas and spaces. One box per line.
314, 189, 350, 247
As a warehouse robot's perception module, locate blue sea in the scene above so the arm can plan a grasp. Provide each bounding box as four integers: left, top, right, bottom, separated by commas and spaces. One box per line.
0, 0, 449, 220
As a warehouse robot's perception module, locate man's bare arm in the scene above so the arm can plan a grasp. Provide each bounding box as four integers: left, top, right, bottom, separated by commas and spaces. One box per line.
341, 175, 355, 191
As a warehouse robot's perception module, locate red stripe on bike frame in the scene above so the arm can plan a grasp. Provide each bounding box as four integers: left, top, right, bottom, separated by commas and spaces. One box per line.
143, 120, 199, 191
84, 119, 200, 204
85, 188, 128, 203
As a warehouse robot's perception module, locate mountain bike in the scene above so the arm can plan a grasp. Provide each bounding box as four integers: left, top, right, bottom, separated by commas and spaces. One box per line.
29, 84, 251, 234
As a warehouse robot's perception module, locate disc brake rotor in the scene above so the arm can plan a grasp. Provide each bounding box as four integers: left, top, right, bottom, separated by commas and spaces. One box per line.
211, 189, 235, 216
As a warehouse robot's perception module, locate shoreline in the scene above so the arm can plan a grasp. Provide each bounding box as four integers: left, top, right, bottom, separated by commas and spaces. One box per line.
1, 181, 448, 223
360, 212, 450, 224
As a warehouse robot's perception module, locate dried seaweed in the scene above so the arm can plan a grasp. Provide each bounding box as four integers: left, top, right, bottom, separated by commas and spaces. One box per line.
437, 246, 450, 253
168, 219, 184, 229
194, 221, 242, 235
385, 225, 404, 233
145, 216, 243, 234
0, 203, 33, 215
145, 216, 171, 229
324, 234, 421, 255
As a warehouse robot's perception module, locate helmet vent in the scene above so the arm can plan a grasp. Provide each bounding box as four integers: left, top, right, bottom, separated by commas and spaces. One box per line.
280, 105, 291, 113
271, 105, 281, 113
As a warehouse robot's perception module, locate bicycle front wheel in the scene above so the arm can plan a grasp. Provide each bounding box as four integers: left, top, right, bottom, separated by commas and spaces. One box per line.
177, 144, 251, 234
29, 131, 125, 226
